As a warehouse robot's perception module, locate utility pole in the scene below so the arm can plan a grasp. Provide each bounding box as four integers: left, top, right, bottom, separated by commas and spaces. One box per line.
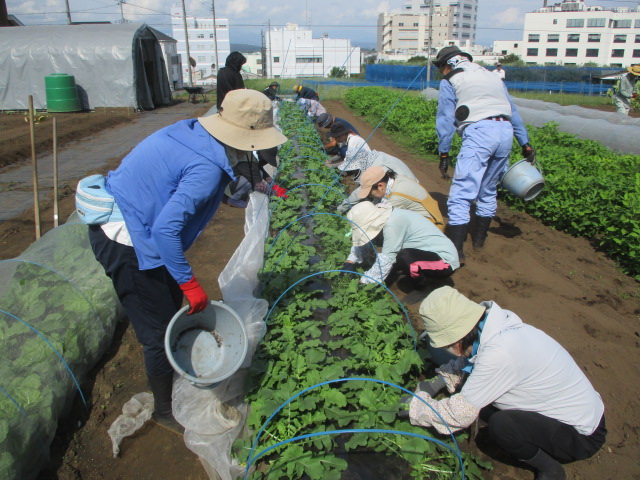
118, 1, 126, 24
426, 0, 434, 86
268, 19, 273, 78
0, 0, 9, 27
181, 0, 193, 86
64, 0, 72, 24
211, 0, 219, 77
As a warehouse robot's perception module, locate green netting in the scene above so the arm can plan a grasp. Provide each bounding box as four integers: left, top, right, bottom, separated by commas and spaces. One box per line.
0, 214, 123, 480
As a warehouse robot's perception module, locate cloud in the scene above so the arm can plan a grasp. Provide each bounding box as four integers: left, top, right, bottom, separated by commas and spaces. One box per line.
225, 0, 250, 16
493, 7, 524, 26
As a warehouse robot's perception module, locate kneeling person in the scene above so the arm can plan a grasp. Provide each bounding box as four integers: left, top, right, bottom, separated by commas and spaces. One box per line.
343, 202, 459, 287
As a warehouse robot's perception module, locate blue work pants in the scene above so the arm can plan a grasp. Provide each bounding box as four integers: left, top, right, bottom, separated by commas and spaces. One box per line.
447, 120, 513, 225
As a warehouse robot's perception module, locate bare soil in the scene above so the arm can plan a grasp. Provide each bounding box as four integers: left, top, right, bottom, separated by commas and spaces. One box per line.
1, 98, 639, 480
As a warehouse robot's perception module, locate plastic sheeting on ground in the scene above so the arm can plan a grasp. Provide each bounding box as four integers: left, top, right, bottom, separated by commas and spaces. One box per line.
421, 88, 640, 155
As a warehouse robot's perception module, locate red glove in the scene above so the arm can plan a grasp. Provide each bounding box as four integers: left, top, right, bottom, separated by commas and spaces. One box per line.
633, 93, 638, 99
271, 184, 288, 199
180, 276, 208, 314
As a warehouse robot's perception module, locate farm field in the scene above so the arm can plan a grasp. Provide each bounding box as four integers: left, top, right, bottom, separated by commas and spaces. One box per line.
1, 98, 639, 480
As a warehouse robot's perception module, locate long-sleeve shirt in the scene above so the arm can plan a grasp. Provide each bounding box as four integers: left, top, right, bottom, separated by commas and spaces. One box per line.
436, 66, 529, 154
410, 301, 605, 436
347, 208, 459, 283
106, 119, 235, 284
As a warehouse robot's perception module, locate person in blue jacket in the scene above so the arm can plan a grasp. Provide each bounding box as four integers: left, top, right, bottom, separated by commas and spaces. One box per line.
88, 89, 286, 435
433, 46, 535, 264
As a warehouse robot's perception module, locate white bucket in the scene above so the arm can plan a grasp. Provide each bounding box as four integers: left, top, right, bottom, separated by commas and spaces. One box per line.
501, 159, 545, 201
165, 301, 248, 388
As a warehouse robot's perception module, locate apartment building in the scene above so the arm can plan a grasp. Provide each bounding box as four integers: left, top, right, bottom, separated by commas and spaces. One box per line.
377, 0, 479, 54
263, 24, 360, 78
521, 0, 640, 67
170, 5, 231, 85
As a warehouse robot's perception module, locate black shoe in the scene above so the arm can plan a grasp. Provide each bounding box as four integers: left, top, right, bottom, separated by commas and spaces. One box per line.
445, 223, 468, 265
148, 372, 184, 436
152, 412, 185, 436
521, 449, 566, 480
472, 216, 492, 250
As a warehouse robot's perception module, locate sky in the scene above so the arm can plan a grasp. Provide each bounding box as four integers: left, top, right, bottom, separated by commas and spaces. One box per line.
6, 0, 639, 48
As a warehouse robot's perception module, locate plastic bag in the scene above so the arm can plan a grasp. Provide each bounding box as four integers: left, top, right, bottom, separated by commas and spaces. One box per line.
107, 392, 153, 458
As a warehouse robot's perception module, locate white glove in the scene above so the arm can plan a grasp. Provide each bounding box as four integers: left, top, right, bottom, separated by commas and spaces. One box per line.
435, 357, 468, 393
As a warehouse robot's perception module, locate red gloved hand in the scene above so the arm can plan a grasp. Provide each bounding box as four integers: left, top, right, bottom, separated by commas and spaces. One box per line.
633, 93, 638, 99
271, 184, 289, 199
179, 276, 208, 314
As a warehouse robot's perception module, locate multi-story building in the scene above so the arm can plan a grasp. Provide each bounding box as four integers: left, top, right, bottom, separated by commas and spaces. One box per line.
519, 0, 640, 67
262, 24, 360, 78
377, 0, 479, 54
170, 4, 230, 85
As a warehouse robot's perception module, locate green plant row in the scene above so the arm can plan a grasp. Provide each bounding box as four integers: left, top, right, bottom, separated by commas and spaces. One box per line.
233, 101, 491, 479
344, 86, 640, 280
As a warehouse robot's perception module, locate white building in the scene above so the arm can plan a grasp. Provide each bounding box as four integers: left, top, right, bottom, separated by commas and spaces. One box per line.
503, 0, 640, 67
170, 4, 231, 85
263, 24, 360, 78
377, 0, 479, 54
242, 52, 264, 78
149, 27, 182, 91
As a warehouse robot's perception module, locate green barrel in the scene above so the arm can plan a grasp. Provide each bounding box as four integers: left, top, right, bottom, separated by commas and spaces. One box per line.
44, 73, 82, 112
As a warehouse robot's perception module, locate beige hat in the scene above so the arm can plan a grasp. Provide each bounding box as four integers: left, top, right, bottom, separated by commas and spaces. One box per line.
346, 201, 392, 247
627, 64, 640, 76
418, 286, 486, 348
357, 165, 388, 199
198, 89, 287, 151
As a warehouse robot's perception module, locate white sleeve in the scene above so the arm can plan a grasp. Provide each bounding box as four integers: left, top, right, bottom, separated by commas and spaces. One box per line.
461, 345, 519, 409
409, 392, 480, 435
347, 245, 367, 264
361, 252, 394, 284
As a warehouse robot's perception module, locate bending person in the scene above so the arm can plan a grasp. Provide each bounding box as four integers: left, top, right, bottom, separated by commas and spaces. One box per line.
88, 89, 286, 435
404, 286, 606, 480
343, 202, 459, 288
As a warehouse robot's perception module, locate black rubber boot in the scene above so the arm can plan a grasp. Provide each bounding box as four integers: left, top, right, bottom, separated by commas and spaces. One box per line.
521, 449, 566, 480
445, 223, 468, 265
148, 372, 185, 436
472, 216, 492, 250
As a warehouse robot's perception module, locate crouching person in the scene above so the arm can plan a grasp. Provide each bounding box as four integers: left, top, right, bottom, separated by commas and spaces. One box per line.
343, 202, 459, 288
404, 286, 606, 479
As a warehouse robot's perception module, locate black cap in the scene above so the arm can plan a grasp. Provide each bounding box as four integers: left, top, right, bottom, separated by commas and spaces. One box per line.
432, 46, 473, 68
329, 121, 350, 137
315, 113, 333, 128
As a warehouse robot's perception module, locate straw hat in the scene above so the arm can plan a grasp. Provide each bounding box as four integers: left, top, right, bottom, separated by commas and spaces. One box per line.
198, 89, 287, 151
357, 165, 387, 199
418, 286, 486, 348
627, 65, 640, 76
346, 201, 392, 247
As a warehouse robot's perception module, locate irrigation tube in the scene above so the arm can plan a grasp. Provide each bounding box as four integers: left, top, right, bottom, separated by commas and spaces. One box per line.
0, 309, 88, 408
244, 378, 464, 480
260, 270, 417, 350
260, 212, 384, 285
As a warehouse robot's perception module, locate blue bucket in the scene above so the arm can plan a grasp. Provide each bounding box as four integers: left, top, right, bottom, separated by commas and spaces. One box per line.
501, 159, 545, 201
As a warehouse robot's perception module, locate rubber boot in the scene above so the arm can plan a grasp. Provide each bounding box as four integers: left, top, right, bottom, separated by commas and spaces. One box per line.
148, 372, 185, 436
472, 216, 492, 250
226, 177, 253, 208
521, 449, 566, 480
445, 223, 468, 265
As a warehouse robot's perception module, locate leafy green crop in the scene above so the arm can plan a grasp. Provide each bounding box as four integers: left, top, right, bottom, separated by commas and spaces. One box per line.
235, 102, 491, 479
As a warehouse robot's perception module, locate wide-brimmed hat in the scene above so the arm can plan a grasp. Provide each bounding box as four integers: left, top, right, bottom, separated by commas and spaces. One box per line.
346, 201, 392, 247
627, 65, 640, 76
357, 165, 387, 199
198, 89, 287, 151
315, 113, 333, 128
418, 286, 486, 348
432, 46, 473, 68
330, 121, 351, 137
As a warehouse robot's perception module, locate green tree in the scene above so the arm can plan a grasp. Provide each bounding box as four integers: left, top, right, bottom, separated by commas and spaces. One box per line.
329, 66, 347, 78
501, 53, 525, 66
407, 55, 428, 64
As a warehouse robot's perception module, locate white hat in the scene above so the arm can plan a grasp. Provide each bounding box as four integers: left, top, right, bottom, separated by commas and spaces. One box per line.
346, 201, 392, 247
198, 89, 287, 151
419, 286, 486, 348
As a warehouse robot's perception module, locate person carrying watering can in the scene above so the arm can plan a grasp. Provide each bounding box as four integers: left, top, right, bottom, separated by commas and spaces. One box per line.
433, 46, 534, 264
399, 286, 606, 480
87, 89, 286, 435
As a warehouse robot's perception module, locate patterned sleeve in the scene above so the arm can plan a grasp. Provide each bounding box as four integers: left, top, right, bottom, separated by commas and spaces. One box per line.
409, 392, 480, 435
361, 252, 394, 284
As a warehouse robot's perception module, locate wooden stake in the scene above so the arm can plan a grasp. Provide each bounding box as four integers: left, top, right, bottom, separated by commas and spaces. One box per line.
28, 95, 41, 239
53, 117, 59, 227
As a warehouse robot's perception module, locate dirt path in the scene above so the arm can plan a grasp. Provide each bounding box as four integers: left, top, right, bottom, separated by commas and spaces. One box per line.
2, 98, 638, 480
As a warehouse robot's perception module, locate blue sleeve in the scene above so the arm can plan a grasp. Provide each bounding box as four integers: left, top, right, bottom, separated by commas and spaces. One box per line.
436, 80, 457, 154
151, 164, 226, 284
505, 84, 530, 146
